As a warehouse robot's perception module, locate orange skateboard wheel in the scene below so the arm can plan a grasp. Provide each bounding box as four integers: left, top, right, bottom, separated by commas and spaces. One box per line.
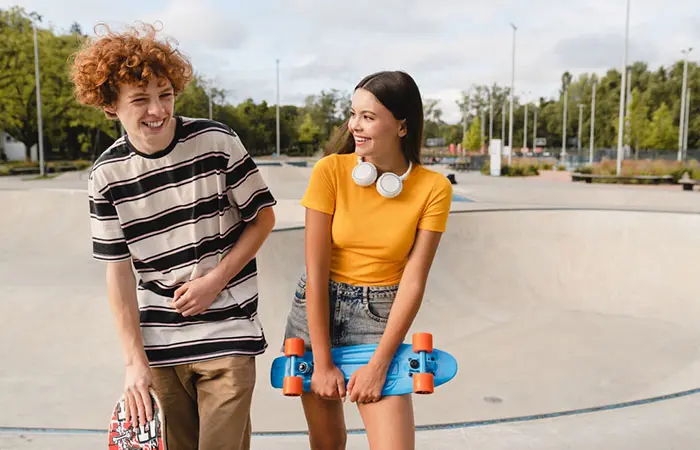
412, 332, 433, 353
283, 376, 303, 396
284, 338, 305, 357
413, 373, 434, 394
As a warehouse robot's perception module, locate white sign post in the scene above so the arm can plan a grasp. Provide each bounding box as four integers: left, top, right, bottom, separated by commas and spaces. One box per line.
489, 139, 502, 177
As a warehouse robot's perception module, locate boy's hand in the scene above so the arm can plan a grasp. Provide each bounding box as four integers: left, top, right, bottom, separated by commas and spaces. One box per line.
124, 361, 153, 427
171, 273, 224, 316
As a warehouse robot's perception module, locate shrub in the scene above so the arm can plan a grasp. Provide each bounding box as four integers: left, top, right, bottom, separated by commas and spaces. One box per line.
573, 158, 700, 184
480, 157, 540, 177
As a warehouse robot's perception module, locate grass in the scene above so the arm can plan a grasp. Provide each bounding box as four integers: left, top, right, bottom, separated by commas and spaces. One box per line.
0, 159, 92, 176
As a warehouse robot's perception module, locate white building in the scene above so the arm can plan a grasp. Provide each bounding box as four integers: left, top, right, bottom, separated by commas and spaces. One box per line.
0, 131, 37, 162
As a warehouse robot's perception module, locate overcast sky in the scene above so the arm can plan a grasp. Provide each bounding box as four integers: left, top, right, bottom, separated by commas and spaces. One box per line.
4, 0, 699, 123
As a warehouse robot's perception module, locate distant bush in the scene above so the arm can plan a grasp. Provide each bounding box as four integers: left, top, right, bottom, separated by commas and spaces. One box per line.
574, 158, 700, 183
480, 157, 548, 177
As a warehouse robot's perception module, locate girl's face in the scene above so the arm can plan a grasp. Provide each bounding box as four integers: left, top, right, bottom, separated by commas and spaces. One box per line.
348, 88, 406, 159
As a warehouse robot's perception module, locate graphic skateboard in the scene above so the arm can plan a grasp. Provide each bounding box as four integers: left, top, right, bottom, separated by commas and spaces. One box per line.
270, 332, 458, 397
108, 389, 166, 450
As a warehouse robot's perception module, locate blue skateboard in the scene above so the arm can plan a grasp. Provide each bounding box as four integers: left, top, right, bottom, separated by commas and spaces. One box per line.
270, 333, 458, 397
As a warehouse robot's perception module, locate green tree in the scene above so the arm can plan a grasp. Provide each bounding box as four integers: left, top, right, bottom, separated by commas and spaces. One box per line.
298, 112, 321, 143
0, 7, 105, 161
628, 88, 651, 150
646, 103, 677, 149
462, 116, 482, 151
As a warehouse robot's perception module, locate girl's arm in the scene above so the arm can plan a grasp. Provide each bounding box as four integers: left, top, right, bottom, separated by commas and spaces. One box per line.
304, 208, 334, 367
304, 208, 347, 399
369, 228, 444, 370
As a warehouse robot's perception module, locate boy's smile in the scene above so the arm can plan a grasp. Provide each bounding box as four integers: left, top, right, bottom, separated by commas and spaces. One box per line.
105, 77, 177, 154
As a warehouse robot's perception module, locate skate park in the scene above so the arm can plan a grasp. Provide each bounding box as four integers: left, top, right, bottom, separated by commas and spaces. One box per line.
1, 161, 699, 449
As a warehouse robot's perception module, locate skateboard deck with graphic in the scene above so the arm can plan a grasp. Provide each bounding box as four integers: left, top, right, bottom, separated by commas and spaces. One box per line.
108, 389, 166, 450
270, 332, 458, 397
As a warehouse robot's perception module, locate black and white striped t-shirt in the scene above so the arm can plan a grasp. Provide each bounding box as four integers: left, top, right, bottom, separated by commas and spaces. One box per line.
88, 116, 276, 367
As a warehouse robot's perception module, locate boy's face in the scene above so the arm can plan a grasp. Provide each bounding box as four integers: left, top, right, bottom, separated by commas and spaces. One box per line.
105, 77, 176, 154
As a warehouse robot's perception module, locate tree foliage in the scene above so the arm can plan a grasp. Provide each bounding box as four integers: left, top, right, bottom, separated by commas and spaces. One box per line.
1, 5, 698, 162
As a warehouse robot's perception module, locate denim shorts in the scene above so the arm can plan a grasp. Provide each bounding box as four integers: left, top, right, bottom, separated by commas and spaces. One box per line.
283, 272, 398, 351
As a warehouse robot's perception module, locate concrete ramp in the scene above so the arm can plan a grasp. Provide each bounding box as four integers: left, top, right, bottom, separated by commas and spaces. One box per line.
253, 208, 700, 431
1, 187, 699, 441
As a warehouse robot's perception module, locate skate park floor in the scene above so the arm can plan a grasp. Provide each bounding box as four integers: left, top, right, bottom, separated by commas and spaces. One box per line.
1, 161, 700, 449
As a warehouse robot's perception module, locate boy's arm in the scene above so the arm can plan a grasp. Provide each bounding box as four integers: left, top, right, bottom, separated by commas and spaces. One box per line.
171, 129, 276, 316
88, 170, 153, 423
170, 207, 275, 316
105, 259, 154, 427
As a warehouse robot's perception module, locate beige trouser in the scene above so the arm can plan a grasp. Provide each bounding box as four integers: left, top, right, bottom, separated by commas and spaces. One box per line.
151, 355, 256, 450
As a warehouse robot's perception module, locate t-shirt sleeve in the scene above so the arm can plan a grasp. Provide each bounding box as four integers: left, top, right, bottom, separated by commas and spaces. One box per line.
224, 131, 277, 222
418, 175, 452, 232
300, 154, 336, 215
87, 170, 131, 262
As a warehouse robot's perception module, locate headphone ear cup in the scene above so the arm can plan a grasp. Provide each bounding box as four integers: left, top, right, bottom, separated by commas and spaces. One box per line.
376, 172, 403, 198
352, 161, 377, 187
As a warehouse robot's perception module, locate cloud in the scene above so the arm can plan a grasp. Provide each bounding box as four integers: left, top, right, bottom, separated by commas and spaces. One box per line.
551, 33, 660, 71
3, 0, 699, 124
144, 0, 248, 50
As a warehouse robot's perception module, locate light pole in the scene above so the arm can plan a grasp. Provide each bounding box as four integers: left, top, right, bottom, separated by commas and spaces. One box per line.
508, 22, 516, 164
683, 88, 690, 159
481, 109, 485, 150
489, 88, 494, 146
533, 106, 538, 149
522, 91, 530, 151
590, 80, 597, 165
562, 85, 568, 161
276, 59, 280, 157
678, 48, 692, 161
616, 0, 631, 175
501, 101, 506, 142
578, 104, 584, 153
32, 21, 45, 176
523, 102, 528, 151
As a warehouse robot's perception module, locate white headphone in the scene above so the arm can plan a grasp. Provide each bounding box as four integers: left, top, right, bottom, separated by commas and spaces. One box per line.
351, 156, 413, 198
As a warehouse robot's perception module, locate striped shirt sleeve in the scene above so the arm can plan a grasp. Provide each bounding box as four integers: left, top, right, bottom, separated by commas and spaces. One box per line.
224, 133, 276, 222
88, 170, 131, 262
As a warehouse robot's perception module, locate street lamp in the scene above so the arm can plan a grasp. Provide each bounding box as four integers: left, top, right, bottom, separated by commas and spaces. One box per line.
578, 104, 584, 153
523, 91, 530, 151
32, 21, 45, 176
508, 22, 516, 164
590, 80, 597, 165
533, 106, 538, 150
276, 59, 281, 157
684, 88, 691, 158
678, 47, 692, 161
489, 88, 494, 146
562, 84, 568, 160
616, 0, 631, 175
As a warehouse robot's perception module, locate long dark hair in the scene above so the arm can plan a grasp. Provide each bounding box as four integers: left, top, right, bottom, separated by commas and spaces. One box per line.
324, 71, 424, 165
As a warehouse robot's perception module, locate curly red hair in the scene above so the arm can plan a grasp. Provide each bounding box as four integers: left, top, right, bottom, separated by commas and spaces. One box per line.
70, 22, 193, 111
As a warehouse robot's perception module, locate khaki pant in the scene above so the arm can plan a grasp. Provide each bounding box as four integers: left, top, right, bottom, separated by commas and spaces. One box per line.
151, 355, 256, 450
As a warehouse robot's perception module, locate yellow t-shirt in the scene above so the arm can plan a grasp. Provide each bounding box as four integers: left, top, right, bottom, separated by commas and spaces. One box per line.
301, 153, 452, 286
